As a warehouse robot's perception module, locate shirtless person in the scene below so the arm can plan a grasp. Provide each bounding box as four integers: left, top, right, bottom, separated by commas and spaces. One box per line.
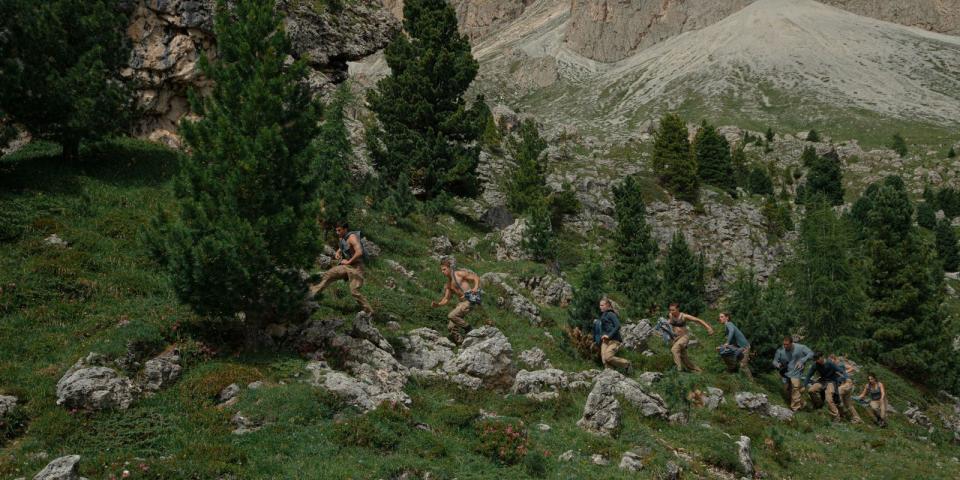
431, 257, 482, 345
666, 302, 714, 373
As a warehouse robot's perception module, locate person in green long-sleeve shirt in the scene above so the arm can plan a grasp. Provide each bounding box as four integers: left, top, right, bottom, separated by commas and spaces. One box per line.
772, 336, 814, 411
716, 313, 752, 380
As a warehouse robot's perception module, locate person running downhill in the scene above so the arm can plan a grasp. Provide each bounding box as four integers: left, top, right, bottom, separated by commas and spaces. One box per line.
307, 222, 373, 314
431, 257, 482, 345
804, 352, 863, 423
666, 303, 714, 373
717, 312, 753, 380
593, 297, 632, 373
856, 372, 888, 427
772, 336, 814, 411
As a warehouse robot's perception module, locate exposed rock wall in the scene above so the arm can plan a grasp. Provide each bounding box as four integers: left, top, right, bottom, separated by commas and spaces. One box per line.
124, 0, 398, 147
380, 0, 534, 41
563, 0, 754, 63
822, 0, 960, 36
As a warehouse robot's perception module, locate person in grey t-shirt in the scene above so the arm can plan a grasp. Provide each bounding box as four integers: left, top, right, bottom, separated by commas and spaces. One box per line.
717, 312, 752, 381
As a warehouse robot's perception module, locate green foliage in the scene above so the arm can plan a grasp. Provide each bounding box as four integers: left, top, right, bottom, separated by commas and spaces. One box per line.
786, 200, 865, 350
567, 262, 606, 332
522, 449, 548, 478
660, 231, 706, 316
850, 176, 944, 378
798, 150, 844, 206
548, 183, 581, 228
522, 201, 556, 262
800, 145, 817, 167
761, 199, 794, 240
653, 114, 699, 203
731, 142, 749, 185
726, 273, 796, 372
916, 201, 937, 230
949, 146, 957, 159
890, 133, 908, 158
316, 87, 359, 224
935, 219, 959, 272
694, 121, 736, 195
935, 187, 960, 219
381, 173, 417, 224
153, 0, 327, 327
474, 96, 502, 150
766, 127, 775, 142
806, 129, 821, 142
747, 165, 774, 196
506, 119, 549, 215
333, 403, 412, 450
612, 175, 660, 316
366, 0, 481, 198
475, 418, 530, 466
0, 0, 134, 160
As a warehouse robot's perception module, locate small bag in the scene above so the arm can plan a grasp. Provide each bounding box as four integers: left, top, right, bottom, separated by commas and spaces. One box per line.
464, 289, 483, 305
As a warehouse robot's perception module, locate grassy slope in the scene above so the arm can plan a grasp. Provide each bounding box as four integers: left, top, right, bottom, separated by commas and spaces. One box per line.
1, 140, 959, 479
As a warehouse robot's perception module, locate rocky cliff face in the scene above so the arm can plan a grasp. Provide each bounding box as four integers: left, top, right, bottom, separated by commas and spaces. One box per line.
124, 0, 398, 147
563, 0, 754, 63
822, 0, 960, 36
381, 0, 534, 41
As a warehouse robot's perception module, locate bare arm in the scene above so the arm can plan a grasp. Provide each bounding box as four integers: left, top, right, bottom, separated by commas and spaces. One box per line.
468, 272, 481, 292
432, 285, 452, 307
685, 314, 715, 335
342, 236, 363, 265
879, 383, 886, 402
858, 384, 868, 398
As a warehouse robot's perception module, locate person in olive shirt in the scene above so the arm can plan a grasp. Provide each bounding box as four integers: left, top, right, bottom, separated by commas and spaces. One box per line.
717, 312, 753, 380
593, 297, 631, 372
803, 352, 862, 423
772, 336, 814, 411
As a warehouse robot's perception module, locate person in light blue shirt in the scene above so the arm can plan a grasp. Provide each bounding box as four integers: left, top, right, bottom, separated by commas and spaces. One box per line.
716, 312, 752, 380
772, 336, 814, 411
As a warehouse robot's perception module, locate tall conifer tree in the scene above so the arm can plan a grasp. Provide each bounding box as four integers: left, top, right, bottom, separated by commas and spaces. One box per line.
613, 175, 660, 315
660, 231, 706, 316
154, 0, 331, 331
506, 119, 549, 214
694, 121, 736, 195
653, 114, 699, 203
935, 219, 960, 272
367, 0, 481, 198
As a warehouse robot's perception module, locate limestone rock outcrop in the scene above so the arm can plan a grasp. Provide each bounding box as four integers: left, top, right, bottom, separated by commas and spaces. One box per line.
55, 354, 140, 411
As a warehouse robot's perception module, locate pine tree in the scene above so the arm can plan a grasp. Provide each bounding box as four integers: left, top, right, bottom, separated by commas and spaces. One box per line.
653, 114, 699, 203
890, 133, 908, 158
765, 127, 775, 143
473, 96, 502, 150
799, 145, 817, 167
506, 119, 549, 214
522, 200, 556, 262
936, 219, 960, 272
937, 187, 960, 219
806, 130, 821, 142
916, 201, 937, 230
367, 0, 481, 198
0, 0, 134, 160
154, 0, 328, 331
798, 150, 844, 205
762, 199, 794, 240
567, 262, 606, 333
316, 87, 358, 225
786, 199, 865, 350
732, 142, 749, 186
747, 165, 774, 196
612, 175, 660, 316
851, 176, 944, 377
949, 146, 957, 159
381, 173, 416, 224
726, 272, 795, 371
660, 231, 706, 316
694, 121, 736, 195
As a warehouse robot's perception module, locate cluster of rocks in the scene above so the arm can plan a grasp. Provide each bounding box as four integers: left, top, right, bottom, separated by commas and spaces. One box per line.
518, 274, 574, 307
121, 0, 398, 147
735, 392, 794, 422
28, 454, 87, 480
940, 391, 960, 443
55, 349, 182, 412
577, 369, 669, 435
403, 326, 516, 390
481, 273, 543, 326
688, 387, 726, 411
904, 403, 935, 431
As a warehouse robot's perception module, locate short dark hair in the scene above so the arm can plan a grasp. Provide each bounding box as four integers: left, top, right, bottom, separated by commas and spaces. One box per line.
813, 352, 824, 360
867, 371, 878, 380
783, 336, 793, 343
335, 221, 350, 230
669, 302, 680, 309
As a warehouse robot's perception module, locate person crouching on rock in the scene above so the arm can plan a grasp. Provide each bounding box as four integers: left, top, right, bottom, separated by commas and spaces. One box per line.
716, 312, 753, 381
431, 257, 482, 345
593, 297, 631, 374
307, 221, 373, 314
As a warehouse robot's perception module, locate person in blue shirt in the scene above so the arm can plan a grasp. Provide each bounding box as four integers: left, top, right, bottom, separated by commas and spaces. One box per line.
804, 353, 863, 423
772, 336, 814, 411
593, 297, 631, 373
716, 312, 752, 380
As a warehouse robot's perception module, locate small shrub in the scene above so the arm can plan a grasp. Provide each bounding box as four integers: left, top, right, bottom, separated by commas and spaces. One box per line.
765, 427, 792, 467
806, 129, 820, 142
333, 402, 412, 451
437, 403, 479, 429
523, 450, 549, 478
475, 417, 530, 466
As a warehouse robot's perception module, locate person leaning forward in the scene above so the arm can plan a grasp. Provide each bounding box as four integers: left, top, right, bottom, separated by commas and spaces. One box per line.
803, 352, 863, 423
772, 336, 814, 411
307, 221, 373, 314
593, 297, 631, 373
717, 312, 753, 380
666, 303, 715, 373
431, 257, 481, 345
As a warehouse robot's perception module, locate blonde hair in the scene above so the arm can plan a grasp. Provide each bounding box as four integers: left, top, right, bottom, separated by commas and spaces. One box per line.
600, 296, 618, 314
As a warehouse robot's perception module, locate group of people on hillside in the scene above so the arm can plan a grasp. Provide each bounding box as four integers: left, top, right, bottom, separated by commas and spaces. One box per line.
306, 223, 889, 427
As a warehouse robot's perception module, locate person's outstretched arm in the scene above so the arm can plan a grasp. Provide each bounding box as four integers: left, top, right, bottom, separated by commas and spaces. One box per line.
685, 313, 715, 335
432, 285, 452, 307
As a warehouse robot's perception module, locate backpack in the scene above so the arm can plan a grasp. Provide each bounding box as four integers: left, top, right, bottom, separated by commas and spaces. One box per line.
340, 231, 368, 264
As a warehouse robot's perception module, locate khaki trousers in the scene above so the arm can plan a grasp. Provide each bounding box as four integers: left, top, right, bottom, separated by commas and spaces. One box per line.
447, 300, 472, 344
313, 264, 372, 313
784, 377, 804, 411
671, 334, 701, 372
600, 340, 630, 369
869, 399, 887, 422
809, 380, 862, 421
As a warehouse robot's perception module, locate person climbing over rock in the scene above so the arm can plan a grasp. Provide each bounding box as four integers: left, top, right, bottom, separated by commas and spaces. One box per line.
716, 312, 753, 380
666, 302, 714, 373
856, 372, 888, 427
307, 221, 373, 314
803, 352, 862, 423
593, 297, 631, 373
772, 336, 814, 411
431, 256, 482, 345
